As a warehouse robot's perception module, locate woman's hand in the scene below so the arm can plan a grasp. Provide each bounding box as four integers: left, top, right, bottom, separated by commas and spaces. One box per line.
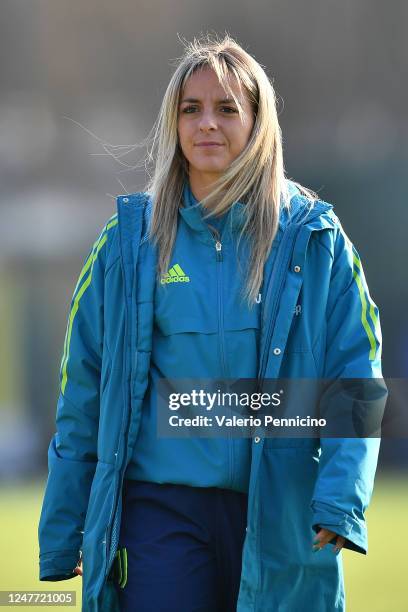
73, 559, 83, 576
312, 528, 345, 554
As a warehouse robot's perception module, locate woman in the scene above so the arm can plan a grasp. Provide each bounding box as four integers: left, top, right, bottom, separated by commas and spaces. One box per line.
38, 34, 386, 611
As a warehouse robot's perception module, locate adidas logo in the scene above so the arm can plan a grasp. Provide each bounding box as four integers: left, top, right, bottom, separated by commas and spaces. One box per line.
161, 263, 190, 285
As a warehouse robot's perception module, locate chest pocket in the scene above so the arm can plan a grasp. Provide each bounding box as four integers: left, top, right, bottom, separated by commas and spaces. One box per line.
154, 266, 218, 336
154, 251, 262, 337
153, 255, 261, 380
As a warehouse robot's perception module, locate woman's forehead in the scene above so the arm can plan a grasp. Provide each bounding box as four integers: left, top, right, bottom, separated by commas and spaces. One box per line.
181, 67, 244, 101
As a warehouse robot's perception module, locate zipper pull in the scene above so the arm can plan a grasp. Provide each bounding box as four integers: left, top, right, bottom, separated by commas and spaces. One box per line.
215, 241, 223, 262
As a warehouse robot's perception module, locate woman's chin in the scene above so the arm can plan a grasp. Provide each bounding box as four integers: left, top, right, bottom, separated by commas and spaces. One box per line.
191, 162, 229, 175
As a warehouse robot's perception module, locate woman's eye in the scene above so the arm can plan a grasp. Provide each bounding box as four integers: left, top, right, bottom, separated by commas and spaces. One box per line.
181, 106, 238, 114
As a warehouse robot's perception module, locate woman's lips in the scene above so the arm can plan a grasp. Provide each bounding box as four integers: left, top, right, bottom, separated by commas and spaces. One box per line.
195, 142, 224, 147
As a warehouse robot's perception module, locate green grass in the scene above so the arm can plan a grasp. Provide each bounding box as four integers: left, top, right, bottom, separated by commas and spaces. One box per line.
0, 474, 407, 611
0, 479, 82, 611
343, 473, 408, 612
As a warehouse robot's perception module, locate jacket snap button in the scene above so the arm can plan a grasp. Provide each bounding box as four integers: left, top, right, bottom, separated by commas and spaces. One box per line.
273, 347, 281, 355
254, 436, 261, 443
123, 197, 129, 203
294, 265, 301, 273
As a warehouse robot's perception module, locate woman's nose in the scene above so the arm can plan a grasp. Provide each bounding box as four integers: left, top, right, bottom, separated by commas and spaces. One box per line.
198, 111, 217, 131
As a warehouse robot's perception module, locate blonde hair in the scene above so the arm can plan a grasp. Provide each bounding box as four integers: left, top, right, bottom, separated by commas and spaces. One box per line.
146, 32, 316, 305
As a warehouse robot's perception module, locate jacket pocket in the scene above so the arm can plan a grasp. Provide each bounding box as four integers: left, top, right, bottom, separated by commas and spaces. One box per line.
157, 317, 217, 336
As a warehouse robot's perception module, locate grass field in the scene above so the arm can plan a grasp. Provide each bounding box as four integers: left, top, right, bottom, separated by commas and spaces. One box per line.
0, 473, 407, 611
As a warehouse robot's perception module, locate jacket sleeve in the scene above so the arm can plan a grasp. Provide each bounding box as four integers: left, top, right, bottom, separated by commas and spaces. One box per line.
38, 217, 115, 580
310, 223, 388, 554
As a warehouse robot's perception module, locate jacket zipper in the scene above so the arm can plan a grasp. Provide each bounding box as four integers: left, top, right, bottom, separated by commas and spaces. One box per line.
207, 223, 227, 379
207, 222, 234, 489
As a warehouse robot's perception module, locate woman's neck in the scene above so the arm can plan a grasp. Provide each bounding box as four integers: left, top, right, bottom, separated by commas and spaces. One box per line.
188, 170, 221, 209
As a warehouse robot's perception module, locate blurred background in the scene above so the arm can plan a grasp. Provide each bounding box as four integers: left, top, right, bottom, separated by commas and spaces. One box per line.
0, 0, 407, 610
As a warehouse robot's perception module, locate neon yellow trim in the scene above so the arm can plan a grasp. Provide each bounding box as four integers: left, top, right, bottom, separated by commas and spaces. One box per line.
61, 234, 108, 394
369, 302, 379, 328
119, 548, 128, 589
352, 253, 379, 360
60, 248, 96, 382
352, 268, 377, 361
59, 218, 117, 389
169, 267, 178, 277
73, 218, 118, 298
116, 549, 122, 585
352, 253, 361, 270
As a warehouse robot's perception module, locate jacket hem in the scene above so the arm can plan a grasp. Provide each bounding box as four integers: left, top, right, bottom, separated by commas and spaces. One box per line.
39, 551, 80, 581
311, 500, 367, 554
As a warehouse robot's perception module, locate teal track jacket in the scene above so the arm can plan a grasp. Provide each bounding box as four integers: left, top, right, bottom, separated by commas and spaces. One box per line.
38, 181, 387, 611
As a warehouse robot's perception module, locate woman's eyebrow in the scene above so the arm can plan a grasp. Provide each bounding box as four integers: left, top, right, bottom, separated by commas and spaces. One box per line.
180, 97, 237, 104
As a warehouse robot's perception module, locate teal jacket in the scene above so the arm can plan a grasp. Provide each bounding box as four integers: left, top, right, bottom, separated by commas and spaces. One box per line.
38, 181, 387, 611
125, 180, 257, 492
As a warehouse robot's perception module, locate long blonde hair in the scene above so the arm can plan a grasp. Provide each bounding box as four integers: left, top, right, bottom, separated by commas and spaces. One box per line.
146, 32, 316, 306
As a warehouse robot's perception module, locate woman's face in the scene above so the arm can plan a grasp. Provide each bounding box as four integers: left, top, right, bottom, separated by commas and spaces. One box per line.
177, 67, 255, 184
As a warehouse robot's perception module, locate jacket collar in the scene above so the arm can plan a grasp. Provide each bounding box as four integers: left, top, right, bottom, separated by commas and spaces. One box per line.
115, 179, 335, 256
179, 181, 247, 234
